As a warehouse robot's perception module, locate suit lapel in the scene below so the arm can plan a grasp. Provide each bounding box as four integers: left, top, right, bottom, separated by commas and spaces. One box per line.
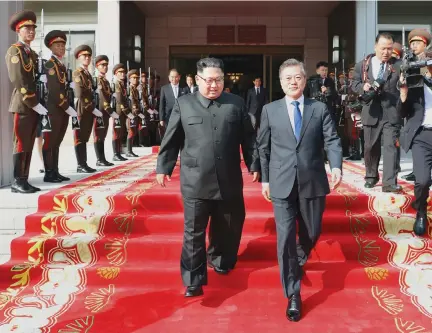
278, 99, 296, 142
298, 99, 315, 146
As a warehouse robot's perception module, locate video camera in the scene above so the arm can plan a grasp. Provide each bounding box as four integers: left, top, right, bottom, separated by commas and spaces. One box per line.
400, 49, 432, 89
358, 78, 385, 104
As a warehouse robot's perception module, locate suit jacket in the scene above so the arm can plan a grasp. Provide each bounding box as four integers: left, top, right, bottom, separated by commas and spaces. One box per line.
351, 55, 402, 126
72, 67, 94, 117
397, 86, 427, 152
45, 56, 69, 114
257, 97, 342, 199
6, 42, 39, 114
246, 86, 268, 116
156, 92, 260, 200
159, 84, 187, 122
183, 85, 198, 94
97, 76, 114, 116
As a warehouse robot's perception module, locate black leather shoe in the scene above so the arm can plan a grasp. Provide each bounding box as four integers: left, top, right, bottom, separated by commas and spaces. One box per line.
126, 152, 139, 158
382, 185, 402, 193
413, 213, 428, 236
207, 261, 231, 275
96, 160, 114, 167
43, 171, 62, 183
184, 286, 203, 297
402, 172, 415, 182
55, 172, 70, 181
286, 295, 302, 322
11, 179, 37, 194
364, 180, 378, 188
77, 165, 97, 173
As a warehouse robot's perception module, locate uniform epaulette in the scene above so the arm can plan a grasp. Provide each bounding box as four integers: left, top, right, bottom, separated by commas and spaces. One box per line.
44, 60, 55, 69
7, 45, 21, 57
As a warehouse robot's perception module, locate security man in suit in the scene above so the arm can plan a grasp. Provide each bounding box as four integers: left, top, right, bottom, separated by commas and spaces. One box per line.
43, 30, 77, 183
93, 55, 118, 166
183, 74, 198, 94
72, 45, 103, 173
159, 68, 187, 127
398, 50, 432, 236
6, 10, 49, 193
351, 32, 403, 192
156, 57, 260, 298
126, 69, 143, 157
246, 76, 268, 130
112, 63, 129, 161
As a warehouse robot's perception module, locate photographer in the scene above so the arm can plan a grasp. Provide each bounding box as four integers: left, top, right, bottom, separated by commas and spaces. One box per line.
398, 51, 432, 237
400, 29, 432, 183
351, 32, 402, 193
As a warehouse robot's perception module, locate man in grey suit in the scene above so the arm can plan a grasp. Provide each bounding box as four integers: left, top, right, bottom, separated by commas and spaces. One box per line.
156, 57, 260, 298
257, 58, 342, 321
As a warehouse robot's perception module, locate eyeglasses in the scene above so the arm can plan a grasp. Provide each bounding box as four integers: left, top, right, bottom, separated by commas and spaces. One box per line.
197, 75, 224, 85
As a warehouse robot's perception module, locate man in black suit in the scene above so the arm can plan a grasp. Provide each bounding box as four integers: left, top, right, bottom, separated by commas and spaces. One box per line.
398, 54, 432, 237
156, 57, 260, 297
246, 76, 268, 130
257, 58, 342, 321
351, 32, 403, 193
158, 68, 187, 127
183, 74, 198, 94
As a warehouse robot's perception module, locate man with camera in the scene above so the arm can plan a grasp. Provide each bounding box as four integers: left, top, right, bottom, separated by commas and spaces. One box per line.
398, 49, 432, 237
352, 32, 403, 193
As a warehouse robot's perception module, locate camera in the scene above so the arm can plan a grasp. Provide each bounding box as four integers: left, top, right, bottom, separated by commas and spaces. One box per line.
400, 49, 432, 88
358, 78, 385, 104
308, 75, 328, 103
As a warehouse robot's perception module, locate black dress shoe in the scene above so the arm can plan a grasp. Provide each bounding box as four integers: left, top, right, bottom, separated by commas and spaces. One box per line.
55, 172, 70, 181
402, 172, 415, 182
364, 180, 378, 188
77, 165, 96, 173
184, 286, 203, 297
126, 152, 139, 158
286, 295, 302, 322
113, 154, 127, 161
96, 160, 114, 167
43, 171, 63, 183
382, 185, 402, 193
207, 262, 231, 275
413, 213, 428, 236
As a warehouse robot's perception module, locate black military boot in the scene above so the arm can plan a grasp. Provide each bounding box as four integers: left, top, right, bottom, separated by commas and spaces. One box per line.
43, 149, 62, 183
126, 138, 139, 157
24, 152, 41, 192
95, 142, 113, 166
11, 153, 36, 193
76, 144, 96, 173
53, 147, 70, 181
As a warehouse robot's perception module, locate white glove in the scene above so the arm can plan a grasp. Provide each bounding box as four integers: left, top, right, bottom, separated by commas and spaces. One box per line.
138, 114, 145, 119
127, 113, 135, 120
32, 103, 48, 115
92, 108, 103, 117
65, 106, 78, 117
110, 112, 119, 119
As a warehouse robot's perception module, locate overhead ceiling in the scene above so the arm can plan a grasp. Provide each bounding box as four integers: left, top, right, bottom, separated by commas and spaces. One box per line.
135, 1, 340, 17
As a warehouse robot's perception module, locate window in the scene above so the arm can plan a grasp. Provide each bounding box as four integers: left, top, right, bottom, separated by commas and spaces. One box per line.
377, 24, 431, 45
332, 35, 340, 64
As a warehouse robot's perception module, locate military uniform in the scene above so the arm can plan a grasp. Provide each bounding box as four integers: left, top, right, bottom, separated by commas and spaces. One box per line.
72, 45, 98, 173
43, 30, 71, 183
93, 55, 115, 166
6, 10, 47, 193
112, 63, 129, 161
126, 69, 140, 157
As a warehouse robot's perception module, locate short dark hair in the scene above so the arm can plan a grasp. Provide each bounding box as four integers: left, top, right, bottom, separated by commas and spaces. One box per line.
197, 57, 224, 74
186, 74, 194, 79
375, 32, 394, 43
316, 61, 328, 69
254, 76, 262, 81
169, 68, 179, 75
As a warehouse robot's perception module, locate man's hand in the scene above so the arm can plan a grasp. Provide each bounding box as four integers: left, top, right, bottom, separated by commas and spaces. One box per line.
250, 172, 260, 182
159, 121, 165, 127
261, 183, 271, 202
156, 174, 171, 187
331, 168, 342, 190
321, 86, 328, 93
363, 83, 371, 92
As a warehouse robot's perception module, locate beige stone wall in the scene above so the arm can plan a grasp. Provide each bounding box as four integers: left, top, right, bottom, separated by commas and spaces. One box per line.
145, 16, 328, 83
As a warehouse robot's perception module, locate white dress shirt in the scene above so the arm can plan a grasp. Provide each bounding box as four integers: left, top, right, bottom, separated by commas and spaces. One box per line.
422, 84, 432, 127
171, 84, 179, 98
371, 56, 387, 80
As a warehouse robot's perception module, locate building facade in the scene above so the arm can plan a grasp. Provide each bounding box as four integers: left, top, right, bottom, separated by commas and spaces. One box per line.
0, 0, 428, 186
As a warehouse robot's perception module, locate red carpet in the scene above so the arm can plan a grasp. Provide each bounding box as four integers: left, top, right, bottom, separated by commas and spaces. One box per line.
0, 154, 431, 332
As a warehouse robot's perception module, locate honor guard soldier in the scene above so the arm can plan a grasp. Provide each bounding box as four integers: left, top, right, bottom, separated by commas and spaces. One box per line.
392, 42, 403, 60
112, 63, 129, 161
138, 71, 150, 146
43, 30, 76, 183
126, 69, 141, 157
6, 10, 49, 193
72, 45, 103, 173
93, 55, 119, 166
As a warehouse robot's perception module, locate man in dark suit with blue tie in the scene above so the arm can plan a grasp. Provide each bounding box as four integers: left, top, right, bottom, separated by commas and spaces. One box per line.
257, 58, 342, 321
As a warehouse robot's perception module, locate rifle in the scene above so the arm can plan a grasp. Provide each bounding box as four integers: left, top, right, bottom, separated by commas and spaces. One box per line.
36, 8, 52, 133
91, 45, 104, 129
126, 60, 136, 128
66, 29, 80, 130
153, 69, 159, 121
138, 67, 147, 128
110, 54, 121, 129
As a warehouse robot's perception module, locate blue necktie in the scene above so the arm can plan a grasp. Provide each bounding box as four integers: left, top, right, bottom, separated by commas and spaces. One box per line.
377, 62, 385, 80
292, 101, 302, 141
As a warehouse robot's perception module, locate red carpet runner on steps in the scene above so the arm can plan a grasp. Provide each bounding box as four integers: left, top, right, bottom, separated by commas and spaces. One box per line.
0, 154, 431, 332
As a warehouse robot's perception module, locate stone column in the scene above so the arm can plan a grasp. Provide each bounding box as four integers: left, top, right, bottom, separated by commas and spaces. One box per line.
0, 1, 23, 187
97, 0, 120, 82
355, 0, 378, 62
